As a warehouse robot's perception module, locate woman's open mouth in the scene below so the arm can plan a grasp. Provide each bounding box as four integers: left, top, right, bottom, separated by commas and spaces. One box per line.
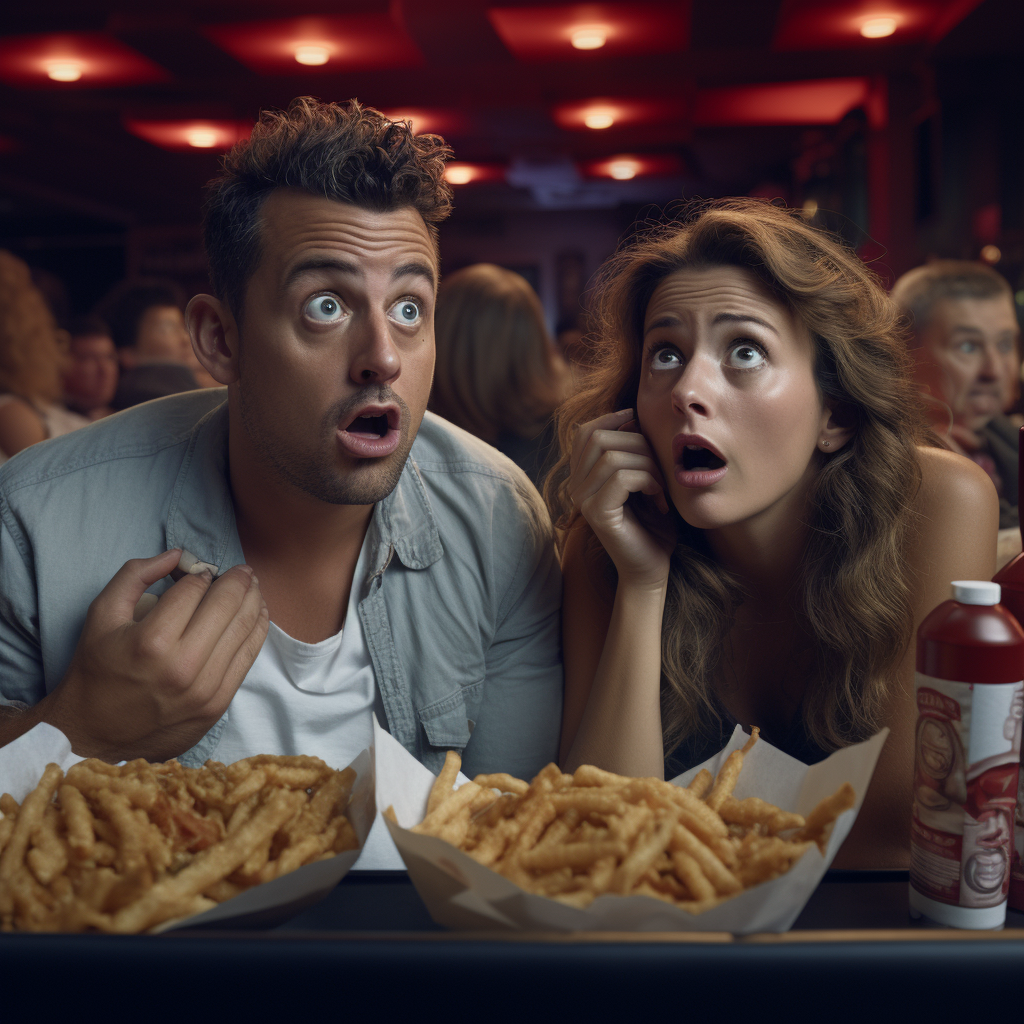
672, 435, 728, 488
336, 406, 402, 459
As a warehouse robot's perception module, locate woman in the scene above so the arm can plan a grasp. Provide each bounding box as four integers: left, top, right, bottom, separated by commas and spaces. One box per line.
0, 251, 87, 464
549, 200, 997, 867
431, 263, 569, 488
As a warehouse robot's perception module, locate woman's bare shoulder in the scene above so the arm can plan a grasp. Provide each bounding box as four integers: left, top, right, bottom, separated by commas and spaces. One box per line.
908, 444, 998, 582
913, 444, 998, 519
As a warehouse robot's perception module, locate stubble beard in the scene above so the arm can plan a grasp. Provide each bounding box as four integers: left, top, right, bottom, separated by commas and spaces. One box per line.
238, 380, 415, 506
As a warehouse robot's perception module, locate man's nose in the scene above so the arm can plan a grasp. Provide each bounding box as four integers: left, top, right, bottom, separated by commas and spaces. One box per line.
977, 344, 1000, 380
350, 310, 401, 384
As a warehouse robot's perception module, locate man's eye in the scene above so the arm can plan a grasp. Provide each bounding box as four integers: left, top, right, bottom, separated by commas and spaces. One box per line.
304, 295, 345, 322
388, 299, 422, 326
651, 346, 681, 370
727, 343, 766, 369
957, 341, 980, 354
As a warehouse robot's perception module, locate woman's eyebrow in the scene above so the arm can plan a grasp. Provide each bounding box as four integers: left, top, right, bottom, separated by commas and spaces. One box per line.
644, 314, 681, 336
713, 312, 779, 336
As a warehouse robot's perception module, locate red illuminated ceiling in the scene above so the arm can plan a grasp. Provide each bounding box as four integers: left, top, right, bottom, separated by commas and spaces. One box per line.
378, 108, 471, 138
773, 0, 987, 49
580, 153, 684, 179
123, 119, 253, 153
203, 14, 424, 75
488, 2, 689, 61
694, 79, 871, 126
0, 32, 168, 89
552, 97, 688, 131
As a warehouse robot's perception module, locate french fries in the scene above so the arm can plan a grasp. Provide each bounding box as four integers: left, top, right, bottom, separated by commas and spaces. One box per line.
405, 730, 855, 912
0, 754, 360, 933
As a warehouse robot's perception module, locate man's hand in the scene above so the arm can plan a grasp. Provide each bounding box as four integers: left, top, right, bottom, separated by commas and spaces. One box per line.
33, 549, 269, 762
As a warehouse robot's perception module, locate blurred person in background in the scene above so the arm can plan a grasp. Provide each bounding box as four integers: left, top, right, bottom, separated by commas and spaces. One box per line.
0, 251, 88, 464
892, 260, 1021, 530
430, 263, 569, 488
62, 314, 119, 420
97, 279, 216, 409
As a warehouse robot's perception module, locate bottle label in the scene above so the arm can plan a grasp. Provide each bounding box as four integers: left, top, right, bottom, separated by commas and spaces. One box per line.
910, 673, 1023, 909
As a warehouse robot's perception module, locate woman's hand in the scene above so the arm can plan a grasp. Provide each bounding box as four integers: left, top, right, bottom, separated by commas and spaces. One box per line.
568, 408, 675, 588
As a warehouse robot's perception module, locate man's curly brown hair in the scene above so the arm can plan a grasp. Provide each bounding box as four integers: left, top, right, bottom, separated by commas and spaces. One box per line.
203, 97, 454, 319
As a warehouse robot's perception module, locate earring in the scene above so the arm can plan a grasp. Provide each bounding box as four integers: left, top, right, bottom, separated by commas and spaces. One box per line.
821, 440, 831, 448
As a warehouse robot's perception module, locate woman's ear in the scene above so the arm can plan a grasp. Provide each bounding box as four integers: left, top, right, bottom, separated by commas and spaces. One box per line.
818, 402, 856, 454
186, 294, 239, 385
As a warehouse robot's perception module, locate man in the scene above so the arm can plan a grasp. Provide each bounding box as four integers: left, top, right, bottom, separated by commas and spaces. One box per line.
892, 260, 1022, 528
0, 99, 562, 793
97, 278, 208, 408
62, 315, 119, 420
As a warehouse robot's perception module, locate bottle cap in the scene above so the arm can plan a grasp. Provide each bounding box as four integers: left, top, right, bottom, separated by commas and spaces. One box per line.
952, 580, 1001, 605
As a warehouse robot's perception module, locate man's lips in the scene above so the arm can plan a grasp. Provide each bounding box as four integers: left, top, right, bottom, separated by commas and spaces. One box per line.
336, 403, 402, 458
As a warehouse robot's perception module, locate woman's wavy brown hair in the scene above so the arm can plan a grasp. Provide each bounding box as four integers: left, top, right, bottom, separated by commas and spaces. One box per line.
546, 199, 933, 756
0, 250, 66, 404
430, 263, 569, 441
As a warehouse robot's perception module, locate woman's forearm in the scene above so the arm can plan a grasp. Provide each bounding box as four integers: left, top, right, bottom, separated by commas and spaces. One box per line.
562, 579, 668, 777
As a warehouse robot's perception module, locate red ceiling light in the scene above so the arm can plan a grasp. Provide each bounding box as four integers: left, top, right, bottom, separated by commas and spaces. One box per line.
694, 79, 870, 126
553, 97, 686, 131
772, 0, 983, 50
0, 33, 168, 89
443, 162, 505, 186
124, 119, 251, 152
581, 154, 683, 180
378, 108, 469, 137
488, 3, 688, 61
203, 15, 423, 74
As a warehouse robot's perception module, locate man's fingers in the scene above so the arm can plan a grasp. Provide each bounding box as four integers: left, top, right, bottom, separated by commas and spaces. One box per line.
175, 566, 262, 673
197, 600, 270, 717
90, 550, 183, 625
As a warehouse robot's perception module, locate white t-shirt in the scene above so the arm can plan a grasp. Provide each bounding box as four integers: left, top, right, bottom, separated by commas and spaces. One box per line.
216, 540, 401, 868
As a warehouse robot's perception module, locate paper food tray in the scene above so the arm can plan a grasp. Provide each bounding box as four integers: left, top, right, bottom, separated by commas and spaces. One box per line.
0, 723, 375, 933
375, 716, 888, 934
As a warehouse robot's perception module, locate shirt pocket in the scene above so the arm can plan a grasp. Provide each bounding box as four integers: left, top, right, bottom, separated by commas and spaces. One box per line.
416, 682, 482, 766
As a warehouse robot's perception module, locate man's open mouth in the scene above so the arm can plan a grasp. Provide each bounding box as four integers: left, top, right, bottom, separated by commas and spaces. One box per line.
680, 444, 726, 471
345, 413, 390, 438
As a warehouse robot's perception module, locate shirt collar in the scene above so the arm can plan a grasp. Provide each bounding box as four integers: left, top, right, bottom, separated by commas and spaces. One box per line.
166, 399, 442, 575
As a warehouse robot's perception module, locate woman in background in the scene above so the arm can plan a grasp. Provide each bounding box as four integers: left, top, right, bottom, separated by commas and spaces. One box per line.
547, 200, 996, 866
0, 251, 87, 464
430, 263, 570, 488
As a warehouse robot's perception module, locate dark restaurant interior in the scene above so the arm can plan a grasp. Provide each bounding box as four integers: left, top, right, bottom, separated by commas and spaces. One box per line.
4, 1, 1024, 1015
1, 0, 1022, 324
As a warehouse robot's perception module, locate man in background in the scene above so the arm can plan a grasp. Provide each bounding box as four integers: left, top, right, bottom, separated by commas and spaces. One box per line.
892, 260, 1022, 529
62, 315, 119, 420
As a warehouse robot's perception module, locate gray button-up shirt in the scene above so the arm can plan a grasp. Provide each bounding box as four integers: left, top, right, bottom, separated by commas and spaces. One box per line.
0, 390, 562, 777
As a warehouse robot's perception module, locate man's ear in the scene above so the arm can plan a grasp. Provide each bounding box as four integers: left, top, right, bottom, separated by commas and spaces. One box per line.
186, 294, 239, 385
818, 402, 856, 454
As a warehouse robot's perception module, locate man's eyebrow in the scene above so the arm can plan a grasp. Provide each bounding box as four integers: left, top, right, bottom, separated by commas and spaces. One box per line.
283, 256, 359, 288
392, 261, 437, 288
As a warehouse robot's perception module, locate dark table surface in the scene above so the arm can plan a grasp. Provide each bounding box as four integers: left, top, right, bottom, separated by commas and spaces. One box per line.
5, 869, 1024, 1018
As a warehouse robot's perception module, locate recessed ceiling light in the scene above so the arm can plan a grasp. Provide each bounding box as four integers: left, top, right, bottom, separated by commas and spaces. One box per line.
571, 27, 607, 50
608, 160, 637, 180
583, 109, 615, 129
186, 128, 219, 148
45, 60, 84, 82
445, 165, 474, 185
980, 244, 1002, 264
294, 45, 330, 66
860, 17, 897, 39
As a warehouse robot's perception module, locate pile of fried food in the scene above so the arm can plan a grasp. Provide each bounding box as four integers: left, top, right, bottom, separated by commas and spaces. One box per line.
405, 729, 855, 911
0, 755, 359, 933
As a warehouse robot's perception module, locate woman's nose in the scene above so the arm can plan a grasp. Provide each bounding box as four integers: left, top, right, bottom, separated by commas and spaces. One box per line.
671, 356, 715, 417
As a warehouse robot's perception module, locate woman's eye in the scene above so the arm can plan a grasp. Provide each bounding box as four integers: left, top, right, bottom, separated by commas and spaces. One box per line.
304, 295, 345, 323
727, 343, 766, 369
650, 346, 682, 370
388, 299, 422, 326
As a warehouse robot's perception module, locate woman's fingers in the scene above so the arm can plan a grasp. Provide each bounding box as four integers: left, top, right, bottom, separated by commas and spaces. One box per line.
569, 408, 634, 477
570, 448, 666, 511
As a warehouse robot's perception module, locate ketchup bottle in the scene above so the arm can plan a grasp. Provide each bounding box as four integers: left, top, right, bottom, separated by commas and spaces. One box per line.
992, 424, 1024, 911
909, 581, 1024, 929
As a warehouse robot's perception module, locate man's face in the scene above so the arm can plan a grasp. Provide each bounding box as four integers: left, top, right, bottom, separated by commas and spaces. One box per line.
63, 333, 119, 410
914, 295, 1020, 432
233, 189, 437, 506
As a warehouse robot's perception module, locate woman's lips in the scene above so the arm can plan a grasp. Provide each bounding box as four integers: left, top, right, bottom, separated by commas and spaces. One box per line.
674, 464, 728, 488
671, 434, 728, 488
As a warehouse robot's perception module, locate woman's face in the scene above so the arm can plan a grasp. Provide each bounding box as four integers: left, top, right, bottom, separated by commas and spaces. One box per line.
636, 264, 835, 534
